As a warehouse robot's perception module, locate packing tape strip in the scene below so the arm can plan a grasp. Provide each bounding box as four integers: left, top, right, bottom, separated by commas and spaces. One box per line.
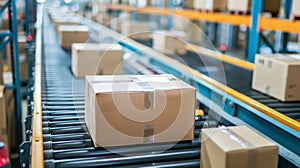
219, 126, 257, 168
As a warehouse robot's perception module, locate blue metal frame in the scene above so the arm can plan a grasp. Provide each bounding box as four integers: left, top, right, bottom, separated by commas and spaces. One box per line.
247, 0, 263, 63
24, 0, 30, 35
167, 0, 174, 30
0, 0, 23, 146
281, 0, 292, 53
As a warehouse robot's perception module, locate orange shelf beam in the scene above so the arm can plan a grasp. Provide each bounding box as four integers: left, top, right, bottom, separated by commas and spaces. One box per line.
109, 5, 300, 34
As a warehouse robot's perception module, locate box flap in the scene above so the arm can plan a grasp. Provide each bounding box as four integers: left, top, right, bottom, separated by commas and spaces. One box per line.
58, 25, 89, 32
72, 43, 123, 51
0, 85, 4, 97
86, 75, 195, 94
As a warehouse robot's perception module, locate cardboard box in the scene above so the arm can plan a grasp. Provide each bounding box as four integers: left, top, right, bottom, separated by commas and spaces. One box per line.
72, 43, 123, 77
97, 15, 112, 25
153, 30, 187, 55
292, 0, 300, 16
194, 0, 227, 11
58, 25, 89, 49
53, 18, 79, 32
3, 72, 16, 150
85, 74, 195, 147
252, 54, 300, 102
5, 35, 28, 79
110, 19, 122, 32
201, 126, 278, 168
121, 21, 151, 40
227, 0, 280, 13
0, 85, 8, 146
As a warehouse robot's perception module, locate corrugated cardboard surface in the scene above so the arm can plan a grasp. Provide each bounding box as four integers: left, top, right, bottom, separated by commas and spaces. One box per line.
121, 21, 151, 40
228, 0, 280, 13
292, 0, 300, 16
0, 85, 8, 146
201, 126, 278, 168
194, 0, 227, 11
252, 54, 300, 101
72, 43, 123, 77
58, 25, 89, 49
85, 75, 195, 147
3, 72, 16, 149
153, 30, 187, 55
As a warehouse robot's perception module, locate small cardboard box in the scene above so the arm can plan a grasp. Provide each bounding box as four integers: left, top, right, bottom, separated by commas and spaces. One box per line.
0, 85, 8, 146
110, 19, 122, 32
58, 25, 89, 49
85, 74, 195, 147
252, 54, 300, 102
72, 43, 123, 77
121, 21, 151, 40
228, 0, 280, 13
201, 126, 278, 168
292, 0, 300, 16
153, 30, 187, 55
53, 18, 79, 31
194, 0, 227, 11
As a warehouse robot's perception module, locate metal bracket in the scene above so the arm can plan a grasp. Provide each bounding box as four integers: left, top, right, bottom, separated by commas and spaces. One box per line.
24, 115, 32, 141
223, 98, 236, 116
20, 141, 30, 168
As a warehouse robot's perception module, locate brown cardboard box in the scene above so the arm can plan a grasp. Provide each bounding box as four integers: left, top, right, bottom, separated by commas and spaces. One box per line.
58, 25, 89, 49
72, 43, 123, 77
153, 30, 187, 55
201, 126, 278, 168
121, 21, 151, 40
85, 74, 195, 147
3, 72, 16, 149
110, 19, 122, 31
97, 15, 112, 25
292, 0, 300, 16
194, 0, 227, 11
0, 85, 8, 146
5, 35, 28, 79
54, 18, 79, 32
252, 54, 300, 102
227, 0, 280, 13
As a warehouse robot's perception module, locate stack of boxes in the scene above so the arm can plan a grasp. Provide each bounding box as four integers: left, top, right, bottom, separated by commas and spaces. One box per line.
194, 0, 227, 12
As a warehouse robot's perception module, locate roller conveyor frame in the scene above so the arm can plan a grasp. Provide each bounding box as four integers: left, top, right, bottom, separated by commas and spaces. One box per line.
22, 3, 300, 168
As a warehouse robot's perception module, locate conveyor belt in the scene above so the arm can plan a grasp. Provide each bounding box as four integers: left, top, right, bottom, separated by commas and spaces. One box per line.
33, 7, 300, 167
41, 11, 226, 168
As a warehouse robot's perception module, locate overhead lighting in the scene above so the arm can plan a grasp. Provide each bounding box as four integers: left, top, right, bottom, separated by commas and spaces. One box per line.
64, 0, 72, 3
36, 0, 46, 3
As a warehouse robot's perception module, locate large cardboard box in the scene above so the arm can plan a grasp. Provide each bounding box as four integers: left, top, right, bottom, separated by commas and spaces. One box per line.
121, 21, 151, 40
252, 54, 300, 102
292, 0, 300, 16
58, 25, 89, 49
201, 126, 278, 168
85, 74, 195, 147
153, 30, 187, 55
0, 85, 8, 146
228, 0, 280, 13
194, 0, 227, 11
72, 43, 123, 78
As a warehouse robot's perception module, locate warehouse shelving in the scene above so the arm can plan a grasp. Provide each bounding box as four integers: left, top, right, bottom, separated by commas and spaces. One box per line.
0, 0, 22, 147
108, 0, 300, 62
